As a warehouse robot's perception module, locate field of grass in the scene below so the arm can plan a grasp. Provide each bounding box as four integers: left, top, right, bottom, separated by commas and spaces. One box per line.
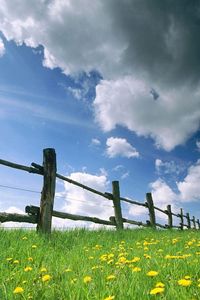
0, 228, 200, 299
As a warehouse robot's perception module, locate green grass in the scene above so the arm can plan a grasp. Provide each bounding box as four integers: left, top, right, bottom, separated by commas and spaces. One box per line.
0, 228, 200, 299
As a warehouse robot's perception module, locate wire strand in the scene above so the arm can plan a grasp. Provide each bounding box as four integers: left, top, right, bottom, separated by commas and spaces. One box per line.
0, 184, 41, 194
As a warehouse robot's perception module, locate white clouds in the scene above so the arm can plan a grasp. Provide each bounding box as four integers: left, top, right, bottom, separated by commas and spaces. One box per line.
94, 77, 200, 151
177, 160, 200, 202
106, 137, 139, 159
0, 38, 5, 57
1, 1, 200, 150
61, 171, 113, 226
196, 140, 200, 152
91, 138, 101, 146
155, 159, 185, 175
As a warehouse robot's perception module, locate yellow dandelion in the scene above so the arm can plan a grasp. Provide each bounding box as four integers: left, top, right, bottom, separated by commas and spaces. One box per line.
22, 236, 28, 240
103, 296, 115, 300
6, 257, 13, 262
106, 275, 116, 281
24, 266, 33, 272
31, 245, 37, 249
13, 260, 19, 264
40, 267, 47, 273
64, 268, 72, 273
131, 257, 140, 263
155, 282, 165, 288
150, 287, 164, 295
13, 287, 24, 294
132, 267, 141, 272
27, 257, 33, 262
178, 279, 192, 286
147, 271, 159, 277
42, 274, 51, 282
83, 276, 92, 283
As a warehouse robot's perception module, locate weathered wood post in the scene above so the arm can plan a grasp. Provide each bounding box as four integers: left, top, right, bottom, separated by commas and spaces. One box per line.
192, 216, 196, 229
179, 208, 184, 230
112, 181, 123, 230
166, 204, 173, 229
146, 193, 156, 228
37, 148, 57, 234
186, 213, 191, 229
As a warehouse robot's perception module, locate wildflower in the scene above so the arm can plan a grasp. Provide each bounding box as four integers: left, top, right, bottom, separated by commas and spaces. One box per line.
24, 266, 33, 272
31, 245, 37, 249
147, 271, 159, 277
83, 276, 92, 283
131, 257, 140, 263
13, 260, 19, 264
150, 287, 164, 295
64, 268, 72, 273
155, 282, 165, 288
106, 275, 116, 281
13, 287, 24, 294
27, 257, 33, 262
132, 267, 141, 272
6, 257, 13, 262
40, 267, 47, 273
42, 274, 51, 282
22, 236, 28, 240
178, 279, 192, 286
103, 296, 115, 300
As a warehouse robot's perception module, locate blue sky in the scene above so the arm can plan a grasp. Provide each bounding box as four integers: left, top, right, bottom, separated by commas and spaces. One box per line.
0, 0, 200, 228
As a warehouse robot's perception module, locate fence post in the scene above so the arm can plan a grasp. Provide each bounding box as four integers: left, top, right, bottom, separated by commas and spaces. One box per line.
37, 148, 57, 234
192, 216, 196, 230
179, 208, 184, 230
186, 213, 191, 229
146, 193, 156, 228
112, 181, 123, 230
166, 204, 173, 229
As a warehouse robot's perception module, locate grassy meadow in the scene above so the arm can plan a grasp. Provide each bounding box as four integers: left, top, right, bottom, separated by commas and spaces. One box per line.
0, 228, 200, 299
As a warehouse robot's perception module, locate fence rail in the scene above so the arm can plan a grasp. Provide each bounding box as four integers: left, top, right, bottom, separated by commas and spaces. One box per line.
0, 148, 199, 233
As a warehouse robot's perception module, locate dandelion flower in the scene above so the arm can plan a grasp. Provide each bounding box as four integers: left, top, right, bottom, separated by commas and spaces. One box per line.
42, 274, 51, 282
178, 279, 192, 286
132, 267, 141, 272
147, 271, 159, 277
40, 267, 47, 273
106, 275, 116, 281
150, 287, 164, 295
31, 245, 37, 249
13, 260, 19, 264
155, 282, 165, 288
22, 236, 28, 240
24, 266, 33, 272
27, 257, 33, 262
13, 287, 24, 294
103, 296, 115, 300
83, 276, 92, 283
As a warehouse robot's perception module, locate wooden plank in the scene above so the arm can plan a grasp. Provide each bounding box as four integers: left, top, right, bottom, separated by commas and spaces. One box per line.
0, 159, 42, 175
112, 181, 123, 230
186, 213, 191, 229
166, 204, 173, 228
146, 193, 156, 228
37, 148, 57, 234
0, 212, 37, 223
120, 197, 147, 207
154, 205, 168, 215
122, 217, 149, 227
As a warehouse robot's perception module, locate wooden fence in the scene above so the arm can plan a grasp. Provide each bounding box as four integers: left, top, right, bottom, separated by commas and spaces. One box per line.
0, 148, 199, 234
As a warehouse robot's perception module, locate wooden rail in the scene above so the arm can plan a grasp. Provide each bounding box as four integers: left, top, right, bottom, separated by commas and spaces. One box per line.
0, 148, 199, 234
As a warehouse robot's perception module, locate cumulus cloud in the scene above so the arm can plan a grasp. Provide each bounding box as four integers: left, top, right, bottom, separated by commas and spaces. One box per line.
57, 171, 114, 228
0, 38, 5, 57
106, 137, 139, 158
1, 0, 200, 149
94, 77, 200, 151
177, 159, 200, 202
155, 159, 186, 175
